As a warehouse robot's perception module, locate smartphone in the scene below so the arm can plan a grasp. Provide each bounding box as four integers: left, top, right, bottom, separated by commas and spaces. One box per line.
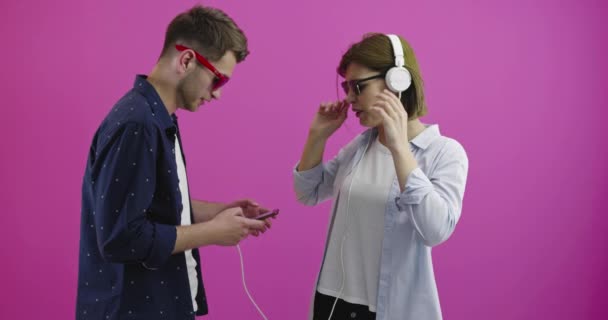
255, 209, 279, 220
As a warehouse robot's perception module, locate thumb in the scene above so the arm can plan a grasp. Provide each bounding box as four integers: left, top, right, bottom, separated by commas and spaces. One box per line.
231, 208, 244, 217
246, 199, 260, 207
242, 218, 266, 230
237, 199, 258, 207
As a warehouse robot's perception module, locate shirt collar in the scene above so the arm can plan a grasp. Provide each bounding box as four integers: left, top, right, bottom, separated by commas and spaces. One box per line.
365, 124, 441, 150
410, 124, 441, 150
133, 75, 177, 135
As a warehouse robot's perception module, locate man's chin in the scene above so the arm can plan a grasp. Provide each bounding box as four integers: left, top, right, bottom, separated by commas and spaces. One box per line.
184, 103, 201, 112
194, 101, 206, 111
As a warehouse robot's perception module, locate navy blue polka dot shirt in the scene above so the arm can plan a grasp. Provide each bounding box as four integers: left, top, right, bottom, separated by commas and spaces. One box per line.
76, 75, 208, 319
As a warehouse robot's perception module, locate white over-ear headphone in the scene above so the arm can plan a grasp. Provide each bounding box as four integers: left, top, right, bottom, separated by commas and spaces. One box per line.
385, 34, 412, 95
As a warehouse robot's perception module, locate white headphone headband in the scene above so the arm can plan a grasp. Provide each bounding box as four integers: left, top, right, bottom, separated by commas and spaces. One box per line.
386, 34, 405, 68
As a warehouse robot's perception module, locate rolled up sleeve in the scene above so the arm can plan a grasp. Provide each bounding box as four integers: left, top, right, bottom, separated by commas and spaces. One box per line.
395, 140, 469, 247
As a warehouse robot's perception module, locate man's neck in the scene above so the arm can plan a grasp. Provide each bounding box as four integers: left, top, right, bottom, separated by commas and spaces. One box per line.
147, 66, 179, 115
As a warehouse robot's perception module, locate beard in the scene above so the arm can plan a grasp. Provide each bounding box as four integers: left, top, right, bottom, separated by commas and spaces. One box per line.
176, 73, 204, 112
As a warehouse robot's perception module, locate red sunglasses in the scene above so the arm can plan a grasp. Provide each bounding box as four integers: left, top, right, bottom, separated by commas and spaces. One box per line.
175, 44, 230, 91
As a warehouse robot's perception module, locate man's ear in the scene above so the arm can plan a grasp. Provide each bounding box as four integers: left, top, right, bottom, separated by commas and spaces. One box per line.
177, 50, 196, 73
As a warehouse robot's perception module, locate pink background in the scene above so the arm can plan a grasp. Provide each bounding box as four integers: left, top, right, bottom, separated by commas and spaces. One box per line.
1, 0, 607, 319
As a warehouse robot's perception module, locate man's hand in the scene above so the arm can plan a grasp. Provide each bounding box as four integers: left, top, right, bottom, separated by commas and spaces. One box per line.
226, 199, 275, 236
208, 207, 267, 246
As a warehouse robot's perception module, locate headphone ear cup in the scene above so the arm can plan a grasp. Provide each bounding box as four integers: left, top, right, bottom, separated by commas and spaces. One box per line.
385, 66, 412, 93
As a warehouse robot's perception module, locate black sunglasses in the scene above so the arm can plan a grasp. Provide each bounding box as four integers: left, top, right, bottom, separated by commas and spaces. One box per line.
341, 73, 385, 96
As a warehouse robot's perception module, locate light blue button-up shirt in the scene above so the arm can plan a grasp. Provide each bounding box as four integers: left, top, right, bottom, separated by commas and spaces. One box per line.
294, 125, 468, 320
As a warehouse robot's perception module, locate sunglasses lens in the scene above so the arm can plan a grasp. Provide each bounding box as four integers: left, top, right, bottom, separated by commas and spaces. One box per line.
355, 83, 363, 95
212, 77, 229, 90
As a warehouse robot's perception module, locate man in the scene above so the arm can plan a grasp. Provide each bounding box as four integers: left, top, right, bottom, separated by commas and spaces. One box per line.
76, 5, 271, 319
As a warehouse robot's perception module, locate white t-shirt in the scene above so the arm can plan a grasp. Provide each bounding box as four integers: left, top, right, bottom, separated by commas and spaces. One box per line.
174, 138, 199, 312
317, 137, 396, 312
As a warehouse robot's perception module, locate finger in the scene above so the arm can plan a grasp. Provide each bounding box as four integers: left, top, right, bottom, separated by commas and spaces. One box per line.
382, 89, 402, 105
328, 101, 337, 113
338, 100, 349, 113
242, 218, 266, 230
377, 90, 398, 107
243, 210, 256, 219
264, 219, 273, 228
380, 90, 406, 117
369, 106, 392, 123
233, 199, 248, 208
337, 102, 349, 119
332, 101, 344, 114
372, 100, 397, 120
319, 102, 328, 113
245, 206, 260, 216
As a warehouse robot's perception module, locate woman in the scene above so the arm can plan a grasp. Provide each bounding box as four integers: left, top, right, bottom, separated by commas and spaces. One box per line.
293, 33, 469, 320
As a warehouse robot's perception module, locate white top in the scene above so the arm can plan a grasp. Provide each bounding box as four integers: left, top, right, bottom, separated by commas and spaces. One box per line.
317, 137, 396, 312
174, 138, 199, 312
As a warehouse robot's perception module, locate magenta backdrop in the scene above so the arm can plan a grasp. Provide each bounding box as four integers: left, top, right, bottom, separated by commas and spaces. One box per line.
1, 0, 607, 319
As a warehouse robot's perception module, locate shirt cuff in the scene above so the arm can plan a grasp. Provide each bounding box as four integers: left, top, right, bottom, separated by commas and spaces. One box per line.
141, 223, 177, 269
293, 162, 324, 183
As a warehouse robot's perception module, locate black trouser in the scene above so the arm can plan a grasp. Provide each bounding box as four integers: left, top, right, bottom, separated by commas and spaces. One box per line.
313, 291, 376, 320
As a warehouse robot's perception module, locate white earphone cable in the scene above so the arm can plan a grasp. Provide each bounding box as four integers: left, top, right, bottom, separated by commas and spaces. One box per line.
327, 138, 370, 320
236, 244, 269, 320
